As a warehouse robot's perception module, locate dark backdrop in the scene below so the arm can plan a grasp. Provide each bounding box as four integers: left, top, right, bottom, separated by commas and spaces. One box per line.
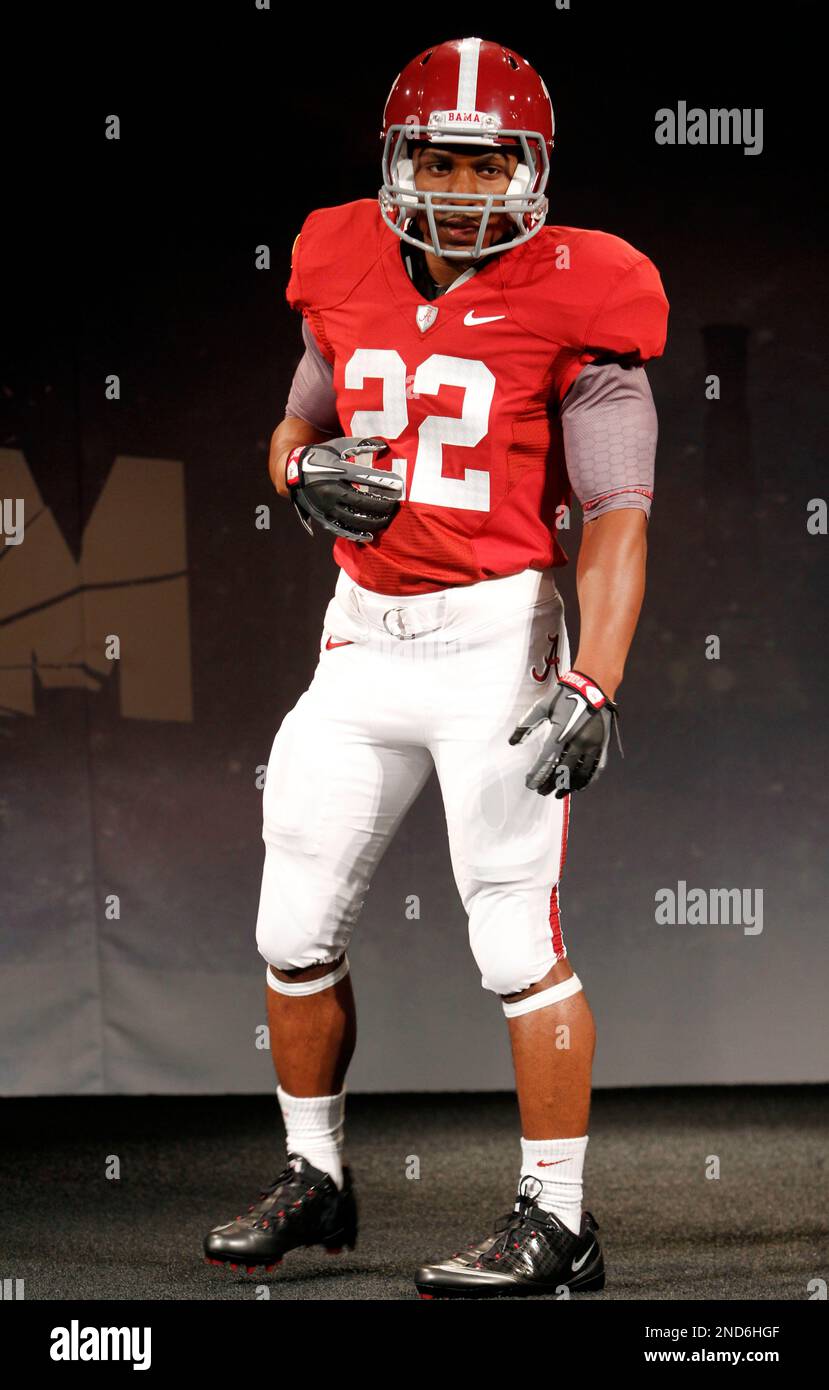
1, 1, 825, 1092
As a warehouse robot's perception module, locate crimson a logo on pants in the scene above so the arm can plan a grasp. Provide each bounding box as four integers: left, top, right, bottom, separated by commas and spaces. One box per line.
531, 631, 560, 683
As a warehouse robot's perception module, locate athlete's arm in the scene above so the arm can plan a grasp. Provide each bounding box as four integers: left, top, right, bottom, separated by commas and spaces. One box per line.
269, 320, 340, 498
268, 417, 331, 498
560, 361, 656, 519
571, 509, 647, 701
560, 361, 658, 700
285, 318, 340, 433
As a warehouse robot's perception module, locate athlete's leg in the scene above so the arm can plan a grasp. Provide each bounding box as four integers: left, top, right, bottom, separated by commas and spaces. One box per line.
204, 629, 433, 1263
255, 636, 433, 1150
503, 962, 596, 1137
266, 954, 354, 1098
431, 589, 594, 1227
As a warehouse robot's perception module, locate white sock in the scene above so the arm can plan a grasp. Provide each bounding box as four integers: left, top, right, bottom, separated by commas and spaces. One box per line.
518, 1135, 588, 1235
276, 1084, 346, 1190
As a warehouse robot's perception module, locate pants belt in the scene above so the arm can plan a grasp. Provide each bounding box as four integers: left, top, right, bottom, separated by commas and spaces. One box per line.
336, 567, 558, 641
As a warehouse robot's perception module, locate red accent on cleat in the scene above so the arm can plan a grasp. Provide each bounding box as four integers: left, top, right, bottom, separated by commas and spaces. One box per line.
419, 1293, 434, 1299
326, 1247, 343, 1255
246, 1266, 257, 1273
229, 1263, 238, 1272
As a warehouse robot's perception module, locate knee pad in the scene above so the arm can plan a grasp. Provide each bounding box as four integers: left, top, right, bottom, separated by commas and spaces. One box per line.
255, 838, 359, 970
266, 954, 350, 996
501, 972, 582, 1018
468, 883, 568, 996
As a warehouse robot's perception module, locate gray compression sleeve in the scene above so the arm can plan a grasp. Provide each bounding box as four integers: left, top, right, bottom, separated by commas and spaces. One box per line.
284, 327, 657, 513
560, 362, 657, 520
284, 317, 340, 433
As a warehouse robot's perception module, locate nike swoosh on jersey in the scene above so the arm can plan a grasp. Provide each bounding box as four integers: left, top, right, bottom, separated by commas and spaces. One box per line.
463, 310, 506, 326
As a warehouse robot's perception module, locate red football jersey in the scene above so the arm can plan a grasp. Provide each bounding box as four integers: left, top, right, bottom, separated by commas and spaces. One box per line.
286, 199, 668, 596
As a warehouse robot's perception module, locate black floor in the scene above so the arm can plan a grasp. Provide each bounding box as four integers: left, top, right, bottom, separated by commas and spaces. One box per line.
2, 1088, 826, 1300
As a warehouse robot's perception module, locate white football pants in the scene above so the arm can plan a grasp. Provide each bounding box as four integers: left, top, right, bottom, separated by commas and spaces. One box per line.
255, 565, 572, 996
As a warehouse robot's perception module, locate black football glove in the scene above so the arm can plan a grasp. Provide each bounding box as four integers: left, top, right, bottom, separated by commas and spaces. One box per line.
285, 436, 403, 543
509, 669, 623, 797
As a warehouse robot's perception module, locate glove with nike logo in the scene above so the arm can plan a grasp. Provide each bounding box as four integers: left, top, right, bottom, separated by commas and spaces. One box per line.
285, 436, 403, 543
509, 669, 623, 797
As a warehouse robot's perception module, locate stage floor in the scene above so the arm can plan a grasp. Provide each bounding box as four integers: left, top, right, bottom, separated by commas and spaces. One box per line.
2, 1087, 825, 1300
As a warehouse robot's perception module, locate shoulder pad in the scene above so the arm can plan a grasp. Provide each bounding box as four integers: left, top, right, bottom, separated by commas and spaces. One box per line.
501, 226, 669, 400
286, 199, 384, 313
503, 225, 668, 353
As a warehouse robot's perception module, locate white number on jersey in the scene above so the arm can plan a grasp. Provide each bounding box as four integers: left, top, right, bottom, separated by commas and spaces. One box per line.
344, 349, 495, 513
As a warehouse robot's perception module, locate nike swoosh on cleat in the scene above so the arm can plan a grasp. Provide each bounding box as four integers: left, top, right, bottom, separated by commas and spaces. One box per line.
463, 311, 505, 326
571, 1242, 595, 1272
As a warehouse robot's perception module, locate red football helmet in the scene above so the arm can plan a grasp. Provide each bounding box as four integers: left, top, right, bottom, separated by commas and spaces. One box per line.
380, 36, 555, 260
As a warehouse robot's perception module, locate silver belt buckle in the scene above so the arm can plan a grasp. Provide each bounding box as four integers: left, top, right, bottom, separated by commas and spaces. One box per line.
382, 606, 444, 641
383, 606, 415, 640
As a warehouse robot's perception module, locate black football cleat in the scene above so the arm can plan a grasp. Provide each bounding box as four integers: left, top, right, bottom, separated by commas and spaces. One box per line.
204, 1153, 357, 1273
414, 1177, 604, 1299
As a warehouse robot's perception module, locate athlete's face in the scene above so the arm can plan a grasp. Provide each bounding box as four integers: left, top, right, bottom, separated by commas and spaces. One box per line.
412, 144, 520, 253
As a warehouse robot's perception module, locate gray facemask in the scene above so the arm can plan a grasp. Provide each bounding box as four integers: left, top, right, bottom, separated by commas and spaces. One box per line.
379, 119, 551, 261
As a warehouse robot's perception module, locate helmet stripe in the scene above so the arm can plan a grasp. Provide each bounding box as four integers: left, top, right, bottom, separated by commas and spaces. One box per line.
456, 36, 481, 111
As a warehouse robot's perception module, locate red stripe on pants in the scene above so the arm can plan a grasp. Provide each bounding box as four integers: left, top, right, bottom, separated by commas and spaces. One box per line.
548, 793, 571, 958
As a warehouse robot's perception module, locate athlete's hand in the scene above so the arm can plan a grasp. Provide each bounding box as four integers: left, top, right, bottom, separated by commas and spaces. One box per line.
285, 436, 403, 543
509, 670, 622, 797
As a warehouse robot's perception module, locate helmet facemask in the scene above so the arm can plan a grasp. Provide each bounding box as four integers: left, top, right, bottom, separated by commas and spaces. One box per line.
379, 120, 550, 260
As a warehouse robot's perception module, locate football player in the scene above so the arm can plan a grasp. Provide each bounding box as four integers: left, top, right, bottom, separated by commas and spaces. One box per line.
205, 36, 668, 1298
